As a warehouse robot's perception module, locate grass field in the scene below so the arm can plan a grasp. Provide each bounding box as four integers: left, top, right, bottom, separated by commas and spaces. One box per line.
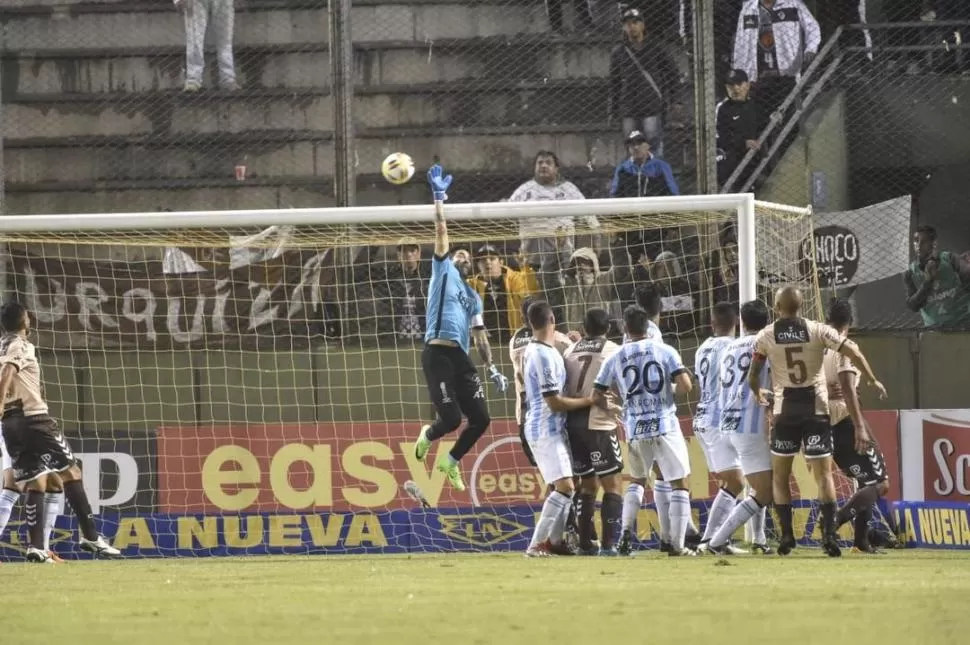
5, 549, 970, 645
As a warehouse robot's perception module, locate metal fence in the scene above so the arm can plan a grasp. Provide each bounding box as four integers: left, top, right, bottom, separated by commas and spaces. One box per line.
2, 0, 970, 332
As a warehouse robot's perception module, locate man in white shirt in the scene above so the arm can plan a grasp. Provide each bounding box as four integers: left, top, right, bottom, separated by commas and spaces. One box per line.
509, 151, 598, 331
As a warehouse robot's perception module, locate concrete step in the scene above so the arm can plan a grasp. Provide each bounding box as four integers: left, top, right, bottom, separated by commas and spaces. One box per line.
2, 1, 550, 50
5, 81, 609, 138
4, 126, 627, 184
3, 39, 611, 95
4, 167, 618, 214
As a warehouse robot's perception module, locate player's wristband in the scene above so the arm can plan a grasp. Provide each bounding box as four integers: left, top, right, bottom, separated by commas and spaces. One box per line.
432, 190, 448, 202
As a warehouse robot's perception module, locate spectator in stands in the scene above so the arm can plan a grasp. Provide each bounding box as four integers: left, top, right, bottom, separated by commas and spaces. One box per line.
562, 248, 612, 332
609, 130, 680, 198
715, 69, 761, 190
919, 1, 970, 72
546, 0, 593, 33
904, 226, 970, 328
509, 150, 598, 331
732, 0, 820, 133
609, 8, 681, 157
467, 244, 534, 342
175, 0, 239, 92
373, 239, 431, 341
650, 251, 696, 334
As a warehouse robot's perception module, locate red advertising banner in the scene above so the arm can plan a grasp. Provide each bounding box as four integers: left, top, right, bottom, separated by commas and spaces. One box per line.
159, 412, 902, 513
921, 413, 970, 502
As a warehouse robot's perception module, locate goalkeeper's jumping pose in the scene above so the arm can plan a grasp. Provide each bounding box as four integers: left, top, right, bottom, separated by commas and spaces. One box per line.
414, 164, 509, 492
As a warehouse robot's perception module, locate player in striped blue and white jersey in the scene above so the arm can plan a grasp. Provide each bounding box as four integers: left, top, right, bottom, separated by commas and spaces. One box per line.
704, 300, 774, 555
594, 305, 696, 556
522, 301, 608, 557
693, 303, 748, 552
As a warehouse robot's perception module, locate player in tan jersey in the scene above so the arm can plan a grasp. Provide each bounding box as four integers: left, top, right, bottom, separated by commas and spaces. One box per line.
562, 308, 624, 555
0, 301, 120, 562
748, 287, 886, 557
510, 296, 574, 466
823, 299, 895, 553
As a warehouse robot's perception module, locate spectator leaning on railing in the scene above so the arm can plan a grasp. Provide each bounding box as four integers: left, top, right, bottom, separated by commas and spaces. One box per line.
174, 0, 239, 92
904, 226, 970, 328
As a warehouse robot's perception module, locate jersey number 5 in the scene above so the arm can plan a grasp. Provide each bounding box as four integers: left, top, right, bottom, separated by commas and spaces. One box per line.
784, 347, 808, 385
622, 361, 665, 396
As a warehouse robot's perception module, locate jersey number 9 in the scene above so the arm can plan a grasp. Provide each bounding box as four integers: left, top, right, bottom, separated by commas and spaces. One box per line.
622, 361, 665, 396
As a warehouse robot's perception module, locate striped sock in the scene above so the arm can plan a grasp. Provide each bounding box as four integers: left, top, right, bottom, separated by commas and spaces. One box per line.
622, 483, 645, 535
712, 496, 762, 548
668, 488, 691, 551
653, 481, 673, 543
530, 491, 572, 549
702, 488, 738, 542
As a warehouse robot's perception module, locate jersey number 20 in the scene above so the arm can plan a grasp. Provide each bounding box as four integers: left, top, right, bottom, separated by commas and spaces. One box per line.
622, 361, 665, 396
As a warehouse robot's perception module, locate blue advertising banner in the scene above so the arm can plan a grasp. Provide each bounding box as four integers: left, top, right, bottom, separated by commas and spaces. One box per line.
0, 500, 898, 561
893, 501, 970, 549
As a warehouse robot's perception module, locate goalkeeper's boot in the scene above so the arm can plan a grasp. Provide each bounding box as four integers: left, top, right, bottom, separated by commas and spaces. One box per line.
777, 534, 797, 556
80, 535, 122, 558
617, 529, 634, 556
414, 424, 433, 462
436, 456, 466, 492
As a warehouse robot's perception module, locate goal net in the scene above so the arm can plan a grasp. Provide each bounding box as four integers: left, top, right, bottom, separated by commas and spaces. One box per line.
0, 195, 853, 558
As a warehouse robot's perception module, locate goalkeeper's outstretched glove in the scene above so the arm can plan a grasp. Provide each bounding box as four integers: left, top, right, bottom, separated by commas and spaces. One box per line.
427, 163, 453, 202
487, 364, 509, 394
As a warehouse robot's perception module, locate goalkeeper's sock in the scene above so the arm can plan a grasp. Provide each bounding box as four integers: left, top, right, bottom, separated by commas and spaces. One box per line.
0, 488, 19, 537
621, 483, 644, 535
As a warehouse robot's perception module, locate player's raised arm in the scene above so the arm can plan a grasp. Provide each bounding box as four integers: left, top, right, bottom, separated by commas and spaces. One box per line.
836, 338, 886, 400
427, 163, 453, 257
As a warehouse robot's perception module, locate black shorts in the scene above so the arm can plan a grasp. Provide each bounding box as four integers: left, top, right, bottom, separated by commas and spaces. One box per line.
770, 389, 832, 458
421, 343, 486, 414
567, 426, 623, 478
0, 412, 76, 484
832, 417, 889, 486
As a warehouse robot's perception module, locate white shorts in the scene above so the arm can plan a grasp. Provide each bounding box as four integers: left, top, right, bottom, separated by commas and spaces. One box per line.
527, 433, 573, 484
0, 431, 9, 472
627, 440, 648, 480
729, 433, 772, 476
694, 426, 741, 473
630, 432, 691, 483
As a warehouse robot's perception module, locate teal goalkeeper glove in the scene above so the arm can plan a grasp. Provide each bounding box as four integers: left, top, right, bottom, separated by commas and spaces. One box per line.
427, 163, 453, 202
487, 364, 509, 394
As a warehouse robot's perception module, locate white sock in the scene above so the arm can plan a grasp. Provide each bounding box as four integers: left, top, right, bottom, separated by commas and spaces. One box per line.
702, 488, 738, 542
43, 492, 64, 552
549, 492, 573, 545
711, 496, 762, 547
686, 513, 699, 537
752, 505, 767, 545
668, 488, 691, 551
0, 488, 19, 538
622, 483, 645, 534
530, 491, 572, 549
653, 481, 672, 542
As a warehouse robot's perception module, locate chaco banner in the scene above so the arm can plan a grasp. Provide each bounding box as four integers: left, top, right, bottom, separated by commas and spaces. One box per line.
800, 196, 912, 288
9, 246, 338, 349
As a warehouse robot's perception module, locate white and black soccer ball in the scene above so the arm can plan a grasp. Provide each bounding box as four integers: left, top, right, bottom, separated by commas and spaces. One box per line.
381, 152, 415, 185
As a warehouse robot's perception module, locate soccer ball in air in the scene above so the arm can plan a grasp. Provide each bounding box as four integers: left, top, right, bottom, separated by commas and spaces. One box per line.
381, 152, 415, 185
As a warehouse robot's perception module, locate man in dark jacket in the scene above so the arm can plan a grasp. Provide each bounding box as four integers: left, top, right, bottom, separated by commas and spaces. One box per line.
715, 69, 761, 190
608, 8, 680, 158
609, 130, 680, 198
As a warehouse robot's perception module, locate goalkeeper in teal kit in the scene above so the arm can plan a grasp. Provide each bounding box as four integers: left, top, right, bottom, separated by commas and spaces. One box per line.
413, 164, 509, 492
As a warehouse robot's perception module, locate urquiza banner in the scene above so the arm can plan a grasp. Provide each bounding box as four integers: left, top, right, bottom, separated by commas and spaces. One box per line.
801, 195, 911, 288
0, 499, 852, 561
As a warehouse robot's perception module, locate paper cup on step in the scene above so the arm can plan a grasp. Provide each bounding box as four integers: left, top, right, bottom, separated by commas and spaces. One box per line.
235, 165, 247, 181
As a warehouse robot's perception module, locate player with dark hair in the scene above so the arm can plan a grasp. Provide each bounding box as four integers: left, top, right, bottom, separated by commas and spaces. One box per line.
694, 302, 748, 553
510, 296, 574, 466
823, 298, 895, 553
704, 299, 774, 555
563, 308, 624, 555
596, 305, 696, 556
0, 301, 120, 562
414, 165, 509, 492
631, 283, 665, 342
522, 301, 612, 557
749, 287, 886, 557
